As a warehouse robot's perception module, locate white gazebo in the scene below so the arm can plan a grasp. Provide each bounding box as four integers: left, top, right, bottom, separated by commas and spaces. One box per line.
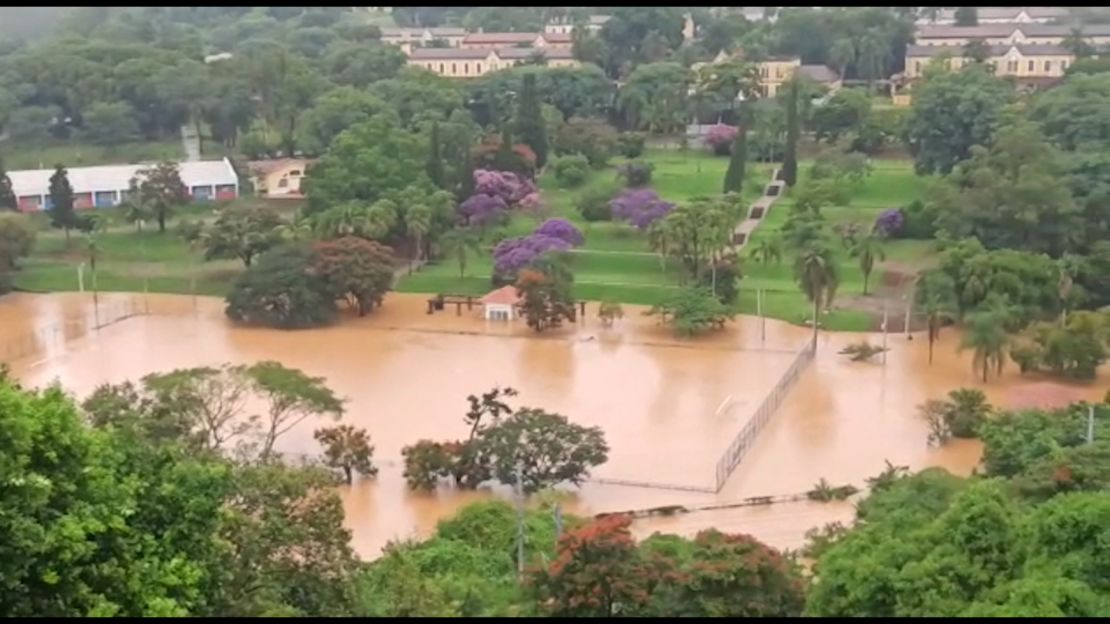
480, 285, 522, 321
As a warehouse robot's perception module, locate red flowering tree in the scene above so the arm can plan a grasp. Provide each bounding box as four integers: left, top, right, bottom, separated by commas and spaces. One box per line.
529, 514, 663, 617
310, 236, 396, 316
658, 529, 806, 617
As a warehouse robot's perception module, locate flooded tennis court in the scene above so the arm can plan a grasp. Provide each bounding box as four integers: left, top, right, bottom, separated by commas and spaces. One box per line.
4, 291, 1106, 558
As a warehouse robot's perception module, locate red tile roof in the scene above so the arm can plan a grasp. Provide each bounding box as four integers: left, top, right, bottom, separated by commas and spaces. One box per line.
480, 285, 522, 306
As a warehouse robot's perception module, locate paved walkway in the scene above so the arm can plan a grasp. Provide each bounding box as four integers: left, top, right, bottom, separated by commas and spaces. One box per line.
181, 122, 200, 162
731, 169, 785, 250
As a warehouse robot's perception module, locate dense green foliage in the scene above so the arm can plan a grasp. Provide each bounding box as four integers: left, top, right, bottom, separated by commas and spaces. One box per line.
808, 398, 1110, 616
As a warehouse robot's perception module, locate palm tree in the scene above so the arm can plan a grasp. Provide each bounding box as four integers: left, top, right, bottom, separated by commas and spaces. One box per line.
312, 201, 370, 238
914, 271, 958, 365
959, 307, 1011, 383
647, 220, 672, 274
829, 38, 857, 77
793, 243, 840, 342
851, 235, 885, 296
438, 228, 480, 281
749, 236, 783, 266
1062, 27, 1095, 59
1057, 255, 1080, 325
405, 203, 432, 273
275, 215, 314, 244
855, 30, 892, 88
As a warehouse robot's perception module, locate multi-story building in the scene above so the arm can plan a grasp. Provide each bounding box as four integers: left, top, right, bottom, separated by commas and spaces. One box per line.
892, 43, 1076, 105
406, 47, 579, 79
380, 27, 467, 54
543, 14, 610, 36
913, 23, 1110, 47
460, 32, 573, 51
915, 7, 1070, 25
694, 51, 842, 98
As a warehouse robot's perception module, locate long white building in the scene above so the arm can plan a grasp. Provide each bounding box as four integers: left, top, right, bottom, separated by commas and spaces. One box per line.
9, 158, 239, 212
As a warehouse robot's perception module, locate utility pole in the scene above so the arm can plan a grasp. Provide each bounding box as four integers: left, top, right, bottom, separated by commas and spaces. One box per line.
553, 503, 563, 543
758, 288, 766, 343
139, 219, 150, 315
514, 461, 525, 579
881, 301, 889, 366
1087, 404, 1096, 445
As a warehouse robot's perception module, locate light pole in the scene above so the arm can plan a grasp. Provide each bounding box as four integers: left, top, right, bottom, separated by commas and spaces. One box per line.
139, 219, 150, 315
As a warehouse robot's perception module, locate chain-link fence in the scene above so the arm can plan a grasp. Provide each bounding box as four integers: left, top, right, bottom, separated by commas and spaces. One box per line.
713, 335, 817, 492
1, 299, 145, 364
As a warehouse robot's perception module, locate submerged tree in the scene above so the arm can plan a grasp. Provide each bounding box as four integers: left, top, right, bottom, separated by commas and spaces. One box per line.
314, 424, 378, 484
915, 271, 959, 365
245, 361, 345, 459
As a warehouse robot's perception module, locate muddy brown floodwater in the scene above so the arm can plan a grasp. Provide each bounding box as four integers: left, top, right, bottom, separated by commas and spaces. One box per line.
3, 292, 1107, 558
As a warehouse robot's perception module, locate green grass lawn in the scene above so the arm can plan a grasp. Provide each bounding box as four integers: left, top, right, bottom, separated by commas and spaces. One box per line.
12, 198, 303, 296
400, 150, 934, 331
4, 139, 186, 170
9, 147, 935, 333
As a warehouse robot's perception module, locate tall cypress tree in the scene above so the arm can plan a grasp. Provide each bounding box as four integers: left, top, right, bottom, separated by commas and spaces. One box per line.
426, 121, 445, 189
514, 73, 548, 169
723, 127, 747, 194
0, 156, 16, 211
48, 164, 77, 246
458, 144, 476, 202
782, 78, 799, 187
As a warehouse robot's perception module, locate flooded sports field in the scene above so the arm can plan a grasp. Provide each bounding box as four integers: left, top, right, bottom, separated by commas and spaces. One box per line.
3, 292, 1106, 557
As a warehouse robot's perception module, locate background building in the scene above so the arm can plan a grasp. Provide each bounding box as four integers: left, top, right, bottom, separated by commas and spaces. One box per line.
916, 7, 1070, 25
248, 158, 314, 199
380, 26, 467, 54
913, 23, 1110, 46
9, 159, 239, 213
407, 47, 579, 78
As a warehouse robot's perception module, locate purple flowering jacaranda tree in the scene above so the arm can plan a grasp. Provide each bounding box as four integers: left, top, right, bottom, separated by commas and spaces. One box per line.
874, 208, 905, 238
474, 169, 537, 206
458, 193, 508, 228
534, 218, 584, 247
610, 189, 675, 231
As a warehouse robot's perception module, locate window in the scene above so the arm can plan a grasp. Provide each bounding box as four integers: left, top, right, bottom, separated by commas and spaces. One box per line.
477, 62, 483, 73
1027, 60, 1034, 71
1062, 60, 1068, 70
451, 62, 457, 74
278, 178, 288, 188
439, 63, 445, 73
464, 62, 469, 74
288, 170, 301, 177
1007, 60, 1018, 72
1044, 60, 1051, 72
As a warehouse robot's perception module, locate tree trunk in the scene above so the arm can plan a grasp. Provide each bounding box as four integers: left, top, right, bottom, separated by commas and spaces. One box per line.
343, 465, 353, 485
862, 269, 870, 296
981, 359, 989, 383
64, 227, 71, 247
158, 210, 166, 233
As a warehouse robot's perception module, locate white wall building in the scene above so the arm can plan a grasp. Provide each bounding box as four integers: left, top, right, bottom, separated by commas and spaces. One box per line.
9, 158, 239, 212
480, 285, 521, 322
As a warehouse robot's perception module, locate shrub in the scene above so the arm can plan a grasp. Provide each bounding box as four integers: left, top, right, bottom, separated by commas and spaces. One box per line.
617, 132, 646, 158
550, 154, 590, 188
576, 183, 617, 222
894, 199, 937, 240
703, 124, 739, 156
0, 212, 36, 270
646, 286, 735, 337
616, 161, 654, 187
